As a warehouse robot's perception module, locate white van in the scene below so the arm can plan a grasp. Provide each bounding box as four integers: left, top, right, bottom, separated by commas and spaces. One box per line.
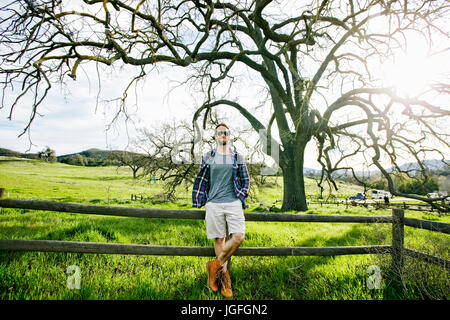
371, 190, 392, 199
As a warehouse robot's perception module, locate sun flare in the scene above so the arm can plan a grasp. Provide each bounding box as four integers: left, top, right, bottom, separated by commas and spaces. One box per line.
380, 36, 445, 98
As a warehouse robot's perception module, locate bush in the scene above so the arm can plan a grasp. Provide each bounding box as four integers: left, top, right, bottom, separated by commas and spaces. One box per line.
368, 179, 388, 191
61, 154, 88, 166
398, 177, 439, 195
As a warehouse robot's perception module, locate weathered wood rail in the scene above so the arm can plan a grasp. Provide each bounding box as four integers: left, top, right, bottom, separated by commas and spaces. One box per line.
0, 198, 393, 222
0, 239, 392, 257
314, 198, 449, 213
1, 199, 449, 233
0, 196, 449, 273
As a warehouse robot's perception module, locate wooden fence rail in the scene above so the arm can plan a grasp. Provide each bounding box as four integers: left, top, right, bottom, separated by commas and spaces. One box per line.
403, 217, 450, 234
0, 196, 449, 272
312, 199, 448, 213
0, 198, 393, 223
0, 239, 392, 257
2, 199, 449, 233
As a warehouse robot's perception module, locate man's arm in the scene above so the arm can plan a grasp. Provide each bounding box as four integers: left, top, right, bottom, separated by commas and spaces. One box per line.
237, 155, 250, 198
192, 154, 210, 208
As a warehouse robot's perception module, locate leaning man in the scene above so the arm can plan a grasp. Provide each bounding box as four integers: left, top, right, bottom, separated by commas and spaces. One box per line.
192, 123, 250, 298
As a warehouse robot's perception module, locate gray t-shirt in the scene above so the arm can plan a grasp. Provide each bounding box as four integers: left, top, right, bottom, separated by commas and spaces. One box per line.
207, 151, 237, 203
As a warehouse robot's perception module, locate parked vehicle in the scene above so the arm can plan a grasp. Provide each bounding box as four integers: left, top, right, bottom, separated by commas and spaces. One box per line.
426, 193, 439, 199
349, 193, 366, 200
371, 189, 392, 199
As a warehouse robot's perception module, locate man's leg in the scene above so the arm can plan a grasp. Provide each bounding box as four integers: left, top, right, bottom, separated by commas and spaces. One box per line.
217, 200, 245, 268
214, 233, 244, 298
214, 235, 235, 272
214, 238, 227, 270
205, 202, 226, 292
216, 233, 245, 269
207, 237, 231, 293
207, 201, 245, 297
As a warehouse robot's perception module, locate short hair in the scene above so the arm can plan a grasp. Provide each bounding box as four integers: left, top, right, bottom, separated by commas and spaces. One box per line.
215, 123, 230, 131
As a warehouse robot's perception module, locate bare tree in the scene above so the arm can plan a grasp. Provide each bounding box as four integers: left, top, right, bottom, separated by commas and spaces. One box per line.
1, 0, 449, 211
109, 150, 146, 179
133, 120, 195, 201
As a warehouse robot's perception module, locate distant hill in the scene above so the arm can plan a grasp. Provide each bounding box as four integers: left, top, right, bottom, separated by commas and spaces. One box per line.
0, 147, 133, 164
327, 159, 450, 179
56, 148, 117, 161
56, 148, 149, 167
396, 159, 449, 173
3, 146, 449, 175
0, 148, 40, 160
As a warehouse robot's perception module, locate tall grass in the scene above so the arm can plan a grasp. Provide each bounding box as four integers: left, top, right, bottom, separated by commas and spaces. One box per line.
0, 158, 448, 299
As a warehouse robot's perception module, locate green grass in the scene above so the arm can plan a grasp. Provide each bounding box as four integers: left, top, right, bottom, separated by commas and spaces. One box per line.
0, 157, 448, 300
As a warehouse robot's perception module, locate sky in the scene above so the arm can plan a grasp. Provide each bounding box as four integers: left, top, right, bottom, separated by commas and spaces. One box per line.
1, 63, 196, 154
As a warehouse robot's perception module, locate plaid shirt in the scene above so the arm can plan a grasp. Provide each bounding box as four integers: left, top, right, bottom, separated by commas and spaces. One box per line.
192, 147, 250, 209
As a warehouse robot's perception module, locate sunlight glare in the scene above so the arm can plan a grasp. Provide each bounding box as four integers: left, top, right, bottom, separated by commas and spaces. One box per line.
381, 36, 442, 98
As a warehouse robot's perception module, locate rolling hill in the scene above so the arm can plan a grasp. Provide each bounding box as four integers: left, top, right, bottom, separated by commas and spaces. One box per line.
2, 147, 448, 177
56, 148, 118, 161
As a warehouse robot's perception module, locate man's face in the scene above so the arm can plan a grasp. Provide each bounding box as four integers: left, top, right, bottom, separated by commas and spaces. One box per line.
216, 126, 230, 145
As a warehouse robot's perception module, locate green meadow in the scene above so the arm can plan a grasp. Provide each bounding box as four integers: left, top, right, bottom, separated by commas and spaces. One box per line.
0, 157, 448, 300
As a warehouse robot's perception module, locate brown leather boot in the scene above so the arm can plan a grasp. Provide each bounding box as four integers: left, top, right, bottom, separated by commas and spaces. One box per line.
219, 270, 233, 299
206, 259, 221, 292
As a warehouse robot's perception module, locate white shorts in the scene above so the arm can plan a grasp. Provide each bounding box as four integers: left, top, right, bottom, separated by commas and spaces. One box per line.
205, 199, 245, 239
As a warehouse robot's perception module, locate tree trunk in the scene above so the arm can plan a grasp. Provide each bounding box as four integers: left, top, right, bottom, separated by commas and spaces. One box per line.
279, 141, 308, 212
132, 167, 139, 179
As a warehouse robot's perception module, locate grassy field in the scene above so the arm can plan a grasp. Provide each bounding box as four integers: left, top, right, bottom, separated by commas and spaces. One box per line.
0, 157, 448, 300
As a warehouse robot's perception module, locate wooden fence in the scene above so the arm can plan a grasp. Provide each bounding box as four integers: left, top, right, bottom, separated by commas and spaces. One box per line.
309, 198, 447, 213
0, 192, 449, 278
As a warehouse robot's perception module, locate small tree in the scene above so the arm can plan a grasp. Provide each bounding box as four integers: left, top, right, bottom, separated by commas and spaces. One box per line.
38, 146, 56, 162
109, 151, 146, 179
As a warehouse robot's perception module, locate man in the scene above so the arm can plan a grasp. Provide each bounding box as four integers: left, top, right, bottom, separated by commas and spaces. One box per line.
192, 123, 250, 299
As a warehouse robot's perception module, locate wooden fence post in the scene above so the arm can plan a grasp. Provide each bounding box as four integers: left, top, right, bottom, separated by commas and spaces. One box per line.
0, 188, 4, 214
391, 208, 405, 285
